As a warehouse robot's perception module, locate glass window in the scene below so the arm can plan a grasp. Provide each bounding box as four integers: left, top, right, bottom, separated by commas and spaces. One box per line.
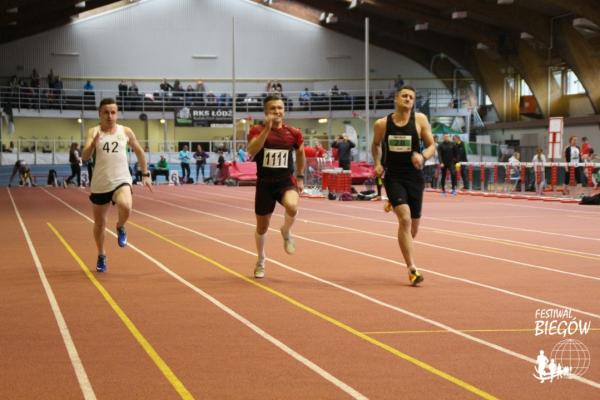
485, 95, 492, 106
520, 79, 533, 96
566, 70, 585, 95
552, 70, 563, 89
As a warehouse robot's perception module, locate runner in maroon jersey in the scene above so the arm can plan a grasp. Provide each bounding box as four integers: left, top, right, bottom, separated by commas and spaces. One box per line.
247, 94, 305, 279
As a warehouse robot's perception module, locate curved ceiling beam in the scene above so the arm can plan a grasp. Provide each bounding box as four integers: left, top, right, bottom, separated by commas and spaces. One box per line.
329, 20, 467, 93
295, 0, 469, 67
555, 19, 600, 113
421, 0, 550, 47
542, 0, 600, 27
361, 0, 498, 50
472, 49, 518, 122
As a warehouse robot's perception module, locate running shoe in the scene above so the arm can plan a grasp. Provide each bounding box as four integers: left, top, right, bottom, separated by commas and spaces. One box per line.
280, 228, 295, 255
408, 268, 424, 286
96, 255, 107, 273
117, 225, 127, 248
254, 261, 265, 279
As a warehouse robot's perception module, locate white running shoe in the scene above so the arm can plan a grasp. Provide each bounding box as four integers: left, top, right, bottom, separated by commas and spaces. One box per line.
254, 261, 265, 279
280, 228, 295, 255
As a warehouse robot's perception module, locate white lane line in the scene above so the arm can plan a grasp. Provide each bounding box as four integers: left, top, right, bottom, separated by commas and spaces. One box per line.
181, 188, 600, 242
162, 191, 600, 282
7, 189, 96, 400
128, 192, 600, 390
42, 189, 368, 400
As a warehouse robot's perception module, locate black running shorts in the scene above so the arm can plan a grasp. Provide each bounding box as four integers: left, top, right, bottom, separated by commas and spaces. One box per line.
384, 171, 424, 218
89, 183, 132, 205
254, 175, 297, 216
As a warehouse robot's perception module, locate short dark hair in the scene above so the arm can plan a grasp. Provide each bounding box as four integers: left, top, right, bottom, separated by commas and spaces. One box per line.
263, 94, 283, 110
99, 97, 117, 110
395, 85, 416, 96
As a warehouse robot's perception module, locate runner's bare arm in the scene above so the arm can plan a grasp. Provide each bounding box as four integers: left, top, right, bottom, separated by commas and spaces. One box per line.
82, 128, 98, 161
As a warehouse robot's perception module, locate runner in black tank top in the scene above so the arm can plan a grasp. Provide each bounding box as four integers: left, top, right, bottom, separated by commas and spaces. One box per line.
371, 86, 436, 286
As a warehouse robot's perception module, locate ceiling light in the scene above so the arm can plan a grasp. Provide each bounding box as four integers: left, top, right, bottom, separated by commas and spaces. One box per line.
318, 118, 328, 124
160, 118, 166, 124
75, 1, 86, 9
348, 0, 363, 9
476, 42, 489, 50
77, 118, 83, 124
415, 22, 429, 31
325, 13, 338, 24
192, 54, 218, 59
451, 11, 467, 19
319, 12, 327, 22
520, 32, 534, 40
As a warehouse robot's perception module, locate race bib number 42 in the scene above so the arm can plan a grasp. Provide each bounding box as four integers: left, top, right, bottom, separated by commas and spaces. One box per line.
388, 135, 412, 152
263, 148, 289, 168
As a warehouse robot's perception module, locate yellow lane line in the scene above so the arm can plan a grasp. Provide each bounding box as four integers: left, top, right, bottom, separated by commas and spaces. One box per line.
47, 223, 195, 400
428, 228, 600, 261
129, 221, 498, 400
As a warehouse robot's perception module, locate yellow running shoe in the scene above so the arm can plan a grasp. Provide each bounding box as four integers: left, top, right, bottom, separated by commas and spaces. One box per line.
408, 268, 424, 286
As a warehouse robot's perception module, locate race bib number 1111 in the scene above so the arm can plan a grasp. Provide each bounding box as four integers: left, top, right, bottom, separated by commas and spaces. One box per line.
263, 148, 289, 168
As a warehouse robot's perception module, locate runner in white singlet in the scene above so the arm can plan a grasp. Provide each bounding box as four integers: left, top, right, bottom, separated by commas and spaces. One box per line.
82, 98, 152, 272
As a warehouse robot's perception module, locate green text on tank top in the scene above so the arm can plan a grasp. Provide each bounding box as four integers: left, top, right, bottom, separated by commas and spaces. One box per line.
383, 112, 420, 170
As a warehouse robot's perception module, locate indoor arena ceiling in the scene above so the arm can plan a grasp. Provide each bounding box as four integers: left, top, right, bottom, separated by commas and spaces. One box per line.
0, 0, 135, 44
2, 0, 600, 116
258, 0, 600, 115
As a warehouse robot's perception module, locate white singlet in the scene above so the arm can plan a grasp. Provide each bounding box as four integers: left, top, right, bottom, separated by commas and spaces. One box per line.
90, 124, 132, 193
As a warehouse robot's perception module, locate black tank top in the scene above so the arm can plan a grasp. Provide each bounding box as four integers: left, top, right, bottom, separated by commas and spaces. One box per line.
382, 112, 421, 174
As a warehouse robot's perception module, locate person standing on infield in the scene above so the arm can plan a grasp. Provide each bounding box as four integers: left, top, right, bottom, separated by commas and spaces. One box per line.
247, 94, 305, 279
371, 86, 435, 286
82, 98, 152, 272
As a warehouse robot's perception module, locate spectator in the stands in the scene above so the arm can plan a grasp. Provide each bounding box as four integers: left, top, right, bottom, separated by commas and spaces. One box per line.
393, 74, 405, 91
9, 75, 19, 93
118, 80, 128, 97
299, 88, 311, 107
160, 78, 173, 93
30, 69, 40, 88
196, 80, 206, 103
128, 81, 139, 95
47, 69, 55, 88
173, 79, 183, 93
84, 80, 95, 95
206, 91, 216, 105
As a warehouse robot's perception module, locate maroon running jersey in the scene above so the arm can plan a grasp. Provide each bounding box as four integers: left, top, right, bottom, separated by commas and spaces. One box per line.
248, 124, 304, 178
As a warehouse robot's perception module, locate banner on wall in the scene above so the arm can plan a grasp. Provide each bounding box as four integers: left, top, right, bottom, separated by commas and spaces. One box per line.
174, 107, 233, 127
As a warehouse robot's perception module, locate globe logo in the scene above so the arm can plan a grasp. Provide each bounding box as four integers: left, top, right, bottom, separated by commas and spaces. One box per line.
551, 339, 591, 378
534, 339, 591, 383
